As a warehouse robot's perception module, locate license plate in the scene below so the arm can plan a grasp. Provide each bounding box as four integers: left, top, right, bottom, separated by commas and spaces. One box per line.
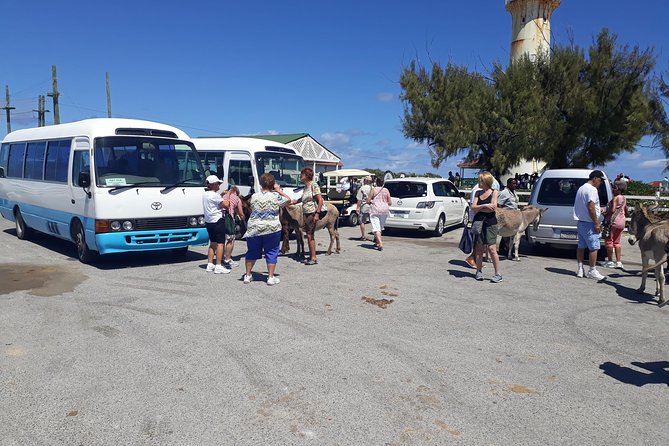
560, 231, 577, 240
390, 213, 408, 219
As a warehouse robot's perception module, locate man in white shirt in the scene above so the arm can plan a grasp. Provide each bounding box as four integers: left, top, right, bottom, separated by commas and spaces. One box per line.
573, 170, 606, 280
202, 175, 231, 274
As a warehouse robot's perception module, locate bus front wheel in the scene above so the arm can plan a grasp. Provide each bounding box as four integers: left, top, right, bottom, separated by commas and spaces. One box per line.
73, 221, 98, 264
14, 209, 31, 240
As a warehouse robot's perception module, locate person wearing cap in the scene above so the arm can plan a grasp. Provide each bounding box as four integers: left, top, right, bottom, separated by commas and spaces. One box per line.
202, 175, 231, 274
573, 170, 607, 280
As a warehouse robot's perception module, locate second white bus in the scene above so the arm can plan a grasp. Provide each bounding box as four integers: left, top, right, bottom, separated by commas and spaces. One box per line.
191, 137, 306, 200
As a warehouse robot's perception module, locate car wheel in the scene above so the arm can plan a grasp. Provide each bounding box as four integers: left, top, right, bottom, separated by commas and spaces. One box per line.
462, 208, 470, 226
72, 220, 98, 264
433, 214, 445, 237
14, 208, 31, 240
348, 212, 359, 227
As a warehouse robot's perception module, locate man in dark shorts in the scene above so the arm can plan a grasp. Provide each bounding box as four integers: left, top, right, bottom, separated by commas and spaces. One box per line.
202, 175, 230, 274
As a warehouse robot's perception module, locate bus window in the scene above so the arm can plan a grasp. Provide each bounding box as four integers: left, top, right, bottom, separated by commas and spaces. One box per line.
229, 159, 252, 186
7, 143, 26, 178
255, 153, 304, 187
201, 152, 225, 178
0, 143, 8, 177
44, 140, 71, 183
72, 151, 90, 186
24, 141, 47, 180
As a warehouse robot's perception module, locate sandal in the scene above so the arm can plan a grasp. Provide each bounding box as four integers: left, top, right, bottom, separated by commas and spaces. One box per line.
305, 259, 318, 265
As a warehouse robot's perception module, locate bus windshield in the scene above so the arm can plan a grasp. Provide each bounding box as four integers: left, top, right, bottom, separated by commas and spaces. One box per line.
255, 153, 304, 187
94, 137, 204, 187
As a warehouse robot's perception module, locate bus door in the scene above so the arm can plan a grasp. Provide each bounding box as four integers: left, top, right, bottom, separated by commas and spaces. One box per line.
70, 137, 93, 219
225, 152, 254, 196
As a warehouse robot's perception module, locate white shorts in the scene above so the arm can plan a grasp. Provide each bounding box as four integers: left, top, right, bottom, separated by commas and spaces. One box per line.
370, 214, 387, 233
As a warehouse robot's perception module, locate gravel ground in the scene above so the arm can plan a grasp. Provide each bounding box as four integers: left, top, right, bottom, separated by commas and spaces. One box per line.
0, 218, 667, 445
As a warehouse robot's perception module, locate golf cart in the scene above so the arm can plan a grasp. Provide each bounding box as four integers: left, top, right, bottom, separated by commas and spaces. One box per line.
322, 168, 373, 226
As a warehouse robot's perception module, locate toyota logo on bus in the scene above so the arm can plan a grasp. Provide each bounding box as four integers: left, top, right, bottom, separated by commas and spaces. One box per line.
151, 202, 163, 210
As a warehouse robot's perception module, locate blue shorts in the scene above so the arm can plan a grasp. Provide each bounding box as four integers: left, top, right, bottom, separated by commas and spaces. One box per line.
245, 231, 282, 264
577, 221, 600, 251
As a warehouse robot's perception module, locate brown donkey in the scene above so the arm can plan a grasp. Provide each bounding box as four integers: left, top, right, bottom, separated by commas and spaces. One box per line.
280, 203, 341, 257
495, 206, 548, 261
628, 204, 669, 305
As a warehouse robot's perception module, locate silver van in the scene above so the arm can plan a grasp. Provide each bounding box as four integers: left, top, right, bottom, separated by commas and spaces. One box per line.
526, 169, 613, 247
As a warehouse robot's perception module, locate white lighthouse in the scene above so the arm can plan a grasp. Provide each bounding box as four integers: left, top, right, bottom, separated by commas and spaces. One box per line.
506, 0, 561, 62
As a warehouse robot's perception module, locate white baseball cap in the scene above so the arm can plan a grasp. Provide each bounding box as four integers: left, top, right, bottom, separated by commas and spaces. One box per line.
206, 175, 223, 184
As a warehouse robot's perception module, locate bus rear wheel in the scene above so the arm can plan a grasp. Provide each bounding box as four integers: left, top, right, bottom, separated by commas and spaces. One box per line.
73, 221, 98, 264
14, 209, 31, 240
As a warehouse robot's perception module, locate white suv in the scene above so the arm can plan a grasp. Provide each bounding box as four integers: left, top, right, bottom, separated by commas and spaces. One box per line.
384, 178, 469, 236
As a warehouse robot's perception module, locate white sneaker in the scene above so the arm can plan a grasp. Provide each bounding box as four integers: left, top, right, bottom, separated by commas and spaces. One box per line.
597, 260, 609, 267
267, 276, 280, 286
586, 269, 605, 281
602, 261, 616, 268
243, 274, 253, 284
576, 268, 584, 278
615, 261, 624, 269
214, 264, 230, 274
206, 263, 215, 272
225, 260, 239, 268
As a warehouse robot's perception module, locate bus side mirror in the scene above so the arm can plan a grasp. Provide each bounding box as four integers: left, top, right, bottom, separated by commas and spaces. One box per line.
460, 191, 466, 198
247, 175, 254, 187
0, 167, 4, 178
78, 171, 91, 188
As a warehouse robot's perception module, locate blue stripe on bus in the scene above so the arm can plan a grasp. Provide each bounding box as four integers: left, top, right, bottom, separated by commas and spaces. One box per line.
0, 198, 208, 255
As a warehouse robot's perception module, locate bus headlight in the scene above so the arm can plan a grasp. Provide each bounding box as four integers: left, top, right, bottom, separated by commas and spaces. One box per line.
197, 216, 205, 226
189, 217, 198, 226
122, 220, 134, 231
110, 221, 122, 231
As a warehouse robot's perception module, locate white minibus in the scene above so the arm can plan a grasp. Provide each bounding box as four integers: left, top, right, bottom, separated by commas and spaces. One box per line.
0, 118, 209, 262
191, 137, 305, 200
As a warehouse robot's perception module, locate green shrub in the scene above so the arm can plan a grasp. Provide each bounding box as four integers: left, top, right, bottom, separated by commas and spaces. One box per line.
625, 180, 656, 196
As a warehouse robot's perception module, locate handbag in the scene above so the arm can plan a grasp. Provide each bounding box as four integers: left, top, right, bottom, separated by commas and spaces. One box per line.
601, 221, 611, 239
224, 211, 236, 235
458, 226, 473, 254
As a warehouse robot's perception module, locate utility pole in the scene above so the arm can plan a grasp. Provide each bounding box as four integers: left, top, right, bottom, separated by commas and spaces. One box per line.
1, 85, 16, 134
32, 95, 50, 127
106, 72, 112, 118
47, 64, 60, 124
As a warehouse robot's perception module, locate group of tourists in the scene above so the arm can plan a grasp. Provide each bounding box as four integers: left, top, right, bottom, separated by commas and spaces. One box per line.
463, 168, 627, 284
202, 168, 393, 285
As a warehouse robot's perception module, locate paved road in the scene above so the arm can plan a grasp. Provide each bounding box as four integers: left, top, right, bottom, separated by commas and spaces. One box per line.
1, 218, 667, 445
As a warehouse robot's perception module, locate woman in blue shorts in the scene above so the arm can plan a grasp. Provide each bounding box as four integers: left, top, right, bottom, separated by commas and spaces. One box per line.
242, 173, 292, 285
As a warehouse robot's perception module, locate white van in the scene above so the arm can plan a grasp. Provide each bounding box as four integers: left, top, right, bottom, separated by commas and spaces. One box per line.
191, 137, 305, 200
526, 169, 613, 247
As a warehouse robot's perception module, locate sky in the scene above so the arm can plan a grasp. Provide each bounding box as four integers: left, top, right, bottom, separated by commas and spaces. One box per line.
1, 0, 668, 182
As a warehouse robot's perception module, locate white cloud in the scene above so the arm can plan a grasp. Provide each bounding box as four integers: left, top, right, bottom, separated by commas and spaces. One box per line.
639, 159, 669, 168
626, 152, 641, 160
375, 92, 396, 102
319, 131, 352, 147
